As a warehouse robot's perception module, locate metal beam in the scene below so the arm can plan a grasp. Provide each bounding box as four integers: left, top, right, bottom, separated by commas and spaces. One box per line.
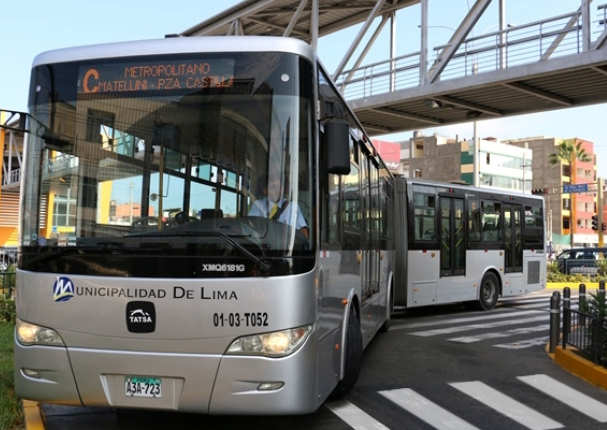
180, 0, 278, 36
283, 0, 309, 37
246, 16, 308, 37
333, 0, 387, 79
370, 107, 442, 125
339, 13, 391, 86
591, 65, 607, 76
432, 95, 503, 116
592, 26, 607, 50
427, 0, 493, 84
503, 82, 572, 106
540, 7, 580, 61
360, 123, 392, 134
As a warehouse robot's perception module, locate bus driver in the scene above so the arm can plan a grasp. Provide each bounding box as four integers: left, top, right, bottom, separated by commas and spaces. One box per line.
248, 175, 309, 239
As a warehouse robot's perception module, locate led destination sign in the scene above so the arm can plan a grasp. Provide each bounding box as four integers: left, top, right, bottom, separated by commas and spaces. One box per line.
78, 59, 235, 94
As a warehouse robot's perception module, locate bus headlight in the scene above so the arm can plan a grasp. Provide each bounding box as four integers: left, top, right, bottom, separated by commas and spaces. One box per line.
16, 318, 65, 346
226, 325, 312, 357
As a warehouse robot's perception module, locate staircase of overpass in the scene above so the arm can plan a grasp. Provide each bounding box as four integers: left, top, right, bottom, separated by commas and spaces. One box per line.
181, 0, 607, 136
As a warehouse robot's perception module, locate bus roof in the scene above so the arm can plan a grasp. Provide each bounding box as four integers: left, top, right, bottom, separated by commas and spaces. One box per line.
400, 177, 544, 200
32, 36, 316, 68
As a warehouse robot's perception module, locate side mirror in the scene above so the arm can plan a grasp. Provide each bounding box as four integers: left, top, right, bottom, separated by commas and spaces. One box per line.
324, 119, 350, 175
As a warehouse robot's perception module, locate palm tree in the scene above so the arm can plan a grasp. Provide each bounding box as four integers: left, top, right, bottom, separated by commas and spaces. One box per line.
549, 138, 592, 249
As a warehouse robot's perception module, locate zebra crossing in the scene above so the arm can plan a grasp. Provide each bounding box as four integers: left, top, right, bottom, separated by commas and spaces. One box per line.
392, 292, 569, 349
323, 292, 607, 430
326, 373, 607, 430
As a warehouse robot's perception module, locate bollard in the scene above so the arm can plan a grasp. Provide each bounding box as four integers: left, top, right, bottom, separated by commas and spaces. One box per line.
549, 291, 561, 354
562, 287, 570, 349
599, 280, 606, 302
579, 283, 586, 311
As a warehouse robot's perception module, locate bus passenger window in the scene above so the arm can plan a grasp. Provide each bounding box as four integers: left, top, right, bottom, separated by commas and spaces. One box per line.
468, 198, 480, 241
481, 200, 501, 241
413, 192, 435, 241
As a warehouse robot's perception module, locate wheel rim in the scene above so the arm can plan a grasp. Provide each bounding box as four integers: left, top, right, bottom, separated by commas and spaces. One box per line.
482, 278, 496, 302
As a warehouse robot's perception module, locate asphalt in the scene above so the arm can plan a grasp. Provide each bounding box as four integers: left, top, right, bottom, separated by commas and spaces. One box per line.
20, 284, 607, 430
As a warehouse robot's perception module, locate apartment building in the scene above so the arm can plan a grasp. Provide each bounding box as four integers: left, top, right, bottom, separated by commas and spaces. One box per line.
506, 137, 599, 249
397, 132, 532, 194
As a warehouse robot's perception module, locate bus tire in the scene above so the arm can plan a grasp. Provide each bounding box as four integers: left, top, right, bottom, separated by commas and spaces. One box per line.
330, 310, 363, 399
478, 272, 499, 310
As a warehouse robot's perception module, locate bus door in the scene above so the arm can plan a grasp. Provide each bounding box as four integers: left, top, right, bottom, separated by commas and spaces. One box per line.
503, 204, 523, 273
439, 196, 465, 277
360, 153, 381, 335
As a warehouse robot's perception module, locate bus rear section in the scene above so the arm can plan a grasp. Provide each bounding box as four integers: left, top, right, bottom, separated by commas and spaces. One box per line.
394, 178, 547, 311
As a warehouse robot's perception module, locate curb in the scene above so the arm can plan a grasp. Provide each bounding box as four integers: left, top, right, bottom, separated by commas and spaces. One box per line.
545, 282, 602, 289
22, 400, 44, 430
554, 346, 607, 390
549, 346, 607, 390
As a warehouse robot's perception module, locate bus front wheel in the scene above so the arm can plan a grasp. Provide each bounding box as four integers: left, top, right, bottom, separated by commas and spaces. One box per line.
330, 310, 362, 399
478, 272, 499, 311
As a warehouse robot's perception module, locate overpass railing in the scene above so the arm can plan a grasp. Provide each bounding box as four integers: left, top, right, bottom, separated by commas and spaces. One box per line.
336, 5, 607, 101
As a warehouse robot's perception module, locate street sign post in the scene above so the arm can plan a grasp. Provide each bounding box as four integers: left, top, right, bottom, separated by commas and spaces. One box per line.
563, 183, 588, 193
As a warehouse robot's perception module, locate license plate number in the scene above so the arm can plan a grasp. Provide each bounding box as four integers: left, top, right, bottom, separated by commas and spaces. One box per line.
125, 376, 162, 398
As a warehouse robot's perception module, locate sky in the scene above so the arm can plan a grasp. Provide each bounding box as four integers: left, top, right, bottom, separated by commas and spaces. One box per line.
2, 0, 605, 177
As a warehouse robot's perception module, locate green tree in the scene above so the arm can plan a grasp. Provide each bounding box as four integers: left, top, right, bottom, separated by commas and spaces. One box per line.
549, 139, 592, 249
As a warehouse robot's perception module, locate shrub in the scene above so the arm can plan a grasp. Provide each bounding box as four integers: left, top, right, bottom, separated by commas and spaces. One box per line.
0, 293, 15, 323
579, 288, 607, 367
0, 265, 16, 323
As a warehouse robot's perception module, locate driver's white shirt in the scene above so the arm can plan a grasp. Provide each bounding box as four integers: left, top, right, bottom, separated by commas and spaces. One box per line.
248, 197, 307, 230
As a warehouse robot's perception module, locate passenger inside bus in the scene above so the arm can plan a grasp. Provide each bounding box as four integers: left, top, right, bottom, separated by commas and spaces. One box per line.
482, 221, 498, 241
248, 174, 309, 239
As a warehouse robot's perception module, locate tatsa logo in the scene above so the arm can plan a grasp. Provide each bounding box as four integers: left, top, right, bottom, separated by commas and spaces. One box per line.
53, 277, 75, 302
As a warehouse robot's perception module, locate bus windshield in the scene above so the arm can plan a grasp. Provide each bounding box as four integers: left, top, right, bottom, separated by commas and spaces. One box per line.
21, 51, 314, 276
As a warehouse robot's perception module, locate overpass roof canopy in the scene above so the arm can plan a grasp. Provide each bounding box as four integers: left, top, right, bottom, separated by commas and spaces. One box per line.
178, 0, 607, 136
180, 0, 417, 40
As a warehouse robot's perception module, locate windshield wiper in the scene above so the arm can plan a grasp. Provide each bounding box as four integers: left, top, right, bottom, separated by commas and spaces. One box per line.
189, 231, 272, 274
124, 230, 272, 274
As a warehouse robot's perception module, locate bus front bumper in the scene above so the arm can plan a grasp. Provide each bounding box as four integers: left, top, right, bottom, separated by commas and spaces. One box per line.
14, 334, 320, 415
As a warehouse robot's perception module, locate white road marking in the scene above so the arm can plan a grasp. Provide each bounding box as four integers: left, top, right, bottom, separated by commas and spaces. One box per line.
493, 336, 550, 349
519, 374, 607, 422
450, 381, 563, 430
379, 388, 481, 430
409, 316, 547, 337
392, 310, 544, 330
449, 324, 550, 343
325, 400, 390, 430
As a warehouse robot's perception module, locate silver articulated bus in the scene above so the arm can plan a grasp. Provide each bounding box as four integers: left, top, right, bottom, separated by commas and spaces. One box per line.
394, 178, 547, 311
14, 36, 395, 414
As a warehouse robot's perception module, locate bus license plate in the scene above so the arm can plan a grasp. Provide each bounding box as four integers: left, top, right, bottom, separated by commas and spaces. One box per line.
125, 376, 162, 398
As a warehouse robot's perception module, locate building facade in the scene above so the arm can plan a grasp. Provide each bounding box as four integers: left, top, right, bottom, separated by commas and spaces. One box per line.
0, 113, 23, 248
506, 137, 600, 250
398, 132, 533, 194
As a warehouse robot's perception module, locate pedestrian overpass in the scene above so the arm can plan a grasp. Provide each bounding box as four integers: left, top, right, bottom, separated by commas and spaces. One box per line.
4, 0, 607, 191
180, 0, 607, 135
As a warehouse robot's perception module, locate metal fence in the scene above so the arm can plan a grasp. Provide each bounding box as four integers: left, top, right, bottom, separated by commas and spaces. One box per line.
336, 5, 607, 100
551, 283, 607, 366
559, 258, 603, 277
0, 271, 16, 298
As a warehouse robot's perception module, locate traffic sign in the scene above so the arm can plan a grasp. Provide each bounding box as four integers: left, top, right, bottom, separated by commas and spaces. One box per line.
563, 183, 588, 193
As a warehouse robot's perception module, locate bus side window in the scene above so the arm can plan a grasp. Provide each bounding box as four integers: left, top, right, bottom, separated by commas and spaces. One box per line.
468, 198, 480, 241
481, 200, 501, 241
413, 192, 435, 241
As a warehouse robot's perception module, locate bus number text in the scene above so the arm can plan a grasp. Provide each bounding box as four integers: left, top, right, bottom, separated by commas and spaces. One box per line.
213, 312, 268, 328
